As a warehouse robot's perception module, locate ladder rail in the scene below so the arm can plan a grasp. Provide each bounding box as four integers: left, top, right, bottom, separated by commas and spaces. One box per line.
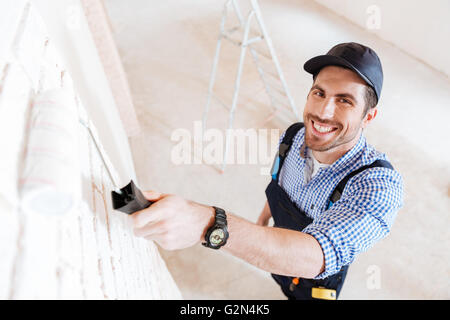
221, 10, 255, 171
203, 0, 231, 130
203, 0, 300, 172
248, 46, 278, 112
250, 0, 299, 120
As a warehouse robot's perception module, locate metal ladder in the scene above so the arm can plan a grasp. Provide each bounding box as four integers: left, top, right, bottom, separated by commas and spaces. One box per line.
203, 0, 300, 172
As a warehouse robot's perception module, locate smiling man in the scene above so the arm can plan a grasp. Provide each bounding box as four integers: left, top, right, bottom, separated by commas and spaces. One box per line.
131, 42, 404, 300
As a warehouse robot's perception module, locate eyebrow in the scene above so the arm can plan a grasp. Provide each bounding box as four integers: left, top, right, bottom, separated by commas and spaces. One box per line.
310, 84, 357, 102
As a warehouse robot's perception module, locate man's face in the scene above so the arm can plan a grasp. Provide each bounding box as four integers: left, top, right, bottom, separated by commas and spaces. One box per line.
303, 65, 372, 152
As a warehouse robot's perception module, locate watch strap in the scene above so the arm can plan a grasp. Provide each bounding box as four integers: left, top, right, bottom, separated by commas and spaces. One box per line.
212, 206, 227, 226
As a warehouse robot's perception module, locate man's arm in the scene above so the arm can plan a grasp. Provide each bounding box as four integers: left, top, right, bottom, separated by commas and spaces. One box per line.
224, 213, 325, 278
131, 192, 325, 279
301, 167, 404, 279
255, 200, 272, 226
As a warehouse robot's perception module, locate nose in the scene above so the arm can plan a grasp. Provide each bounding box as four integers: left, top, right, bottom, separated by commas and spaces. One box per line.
316, 97, 336, 120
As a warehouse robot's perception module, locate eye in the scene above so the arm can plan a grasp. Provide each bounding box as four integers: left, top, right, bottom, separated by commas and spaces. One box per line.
338, 98, 352, 105
313, 90, 324, 97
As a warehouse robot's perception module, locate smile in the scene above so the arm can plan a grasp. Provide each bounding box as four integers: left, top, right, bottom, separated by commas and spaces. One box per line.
311, 120, 338, 135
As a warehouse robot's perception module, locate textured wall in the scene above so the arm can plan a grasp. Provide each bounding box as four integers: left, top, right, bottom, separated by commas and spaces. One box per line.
32, 0, 138, 186
0, 1, 181, 299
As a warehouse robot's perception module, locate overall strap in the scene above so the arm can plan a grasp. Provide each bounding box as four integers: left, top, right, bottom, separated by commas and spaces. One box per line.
271, 122, 304, 181
327, 159, 394, 209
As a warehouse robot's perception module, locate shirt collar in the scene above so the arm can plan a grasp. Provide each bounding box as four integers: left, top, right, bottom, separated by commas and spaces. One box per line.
300, 132, 366, 172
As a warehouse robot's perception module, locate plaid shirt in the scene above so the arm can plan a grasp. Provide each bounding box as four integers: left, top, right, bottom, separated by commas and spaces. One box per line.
276, 127, 404, 279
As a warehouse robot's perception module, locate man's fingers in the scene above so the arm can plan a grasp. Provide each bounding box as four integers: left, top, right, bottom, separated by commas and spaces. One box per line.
132, 191, 171, 227
132, 205, 160, 228
142, 190, 166, 201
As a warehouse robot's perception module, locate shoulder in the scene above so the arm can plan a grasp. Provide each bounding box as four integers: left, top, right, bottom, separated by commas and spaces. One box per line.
278, 123, 306, 151
334, 144, 404, 228
345, 142, 404, 200
279, 122, 305, 141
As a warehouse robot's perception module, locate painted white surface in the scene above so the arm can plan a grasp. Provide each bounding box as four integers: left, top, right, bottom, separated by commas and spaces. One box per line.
33, 0, 137, 185
0, 1, 181, 299
314, 0, 450, 78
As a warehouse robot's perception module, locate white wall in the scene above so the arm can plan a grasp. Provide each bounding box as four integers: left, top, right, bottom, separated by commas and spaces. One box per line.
33, 0, 137, 185
314, 0, 450, 78
0, 0, 181, 299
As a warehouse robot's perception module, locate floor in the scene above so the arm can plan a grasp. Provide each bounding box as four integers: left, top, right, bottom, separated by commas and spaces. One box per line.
104, 0, 450, 299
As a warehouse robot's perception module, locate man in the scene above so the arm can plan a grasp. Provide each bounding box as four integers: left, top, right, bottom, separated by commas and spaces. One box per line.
131, 42, 404, 300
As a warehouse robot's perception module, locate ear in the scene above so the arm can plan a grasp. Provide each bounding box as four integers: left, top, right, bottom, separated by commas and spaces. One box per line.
361, 107, 377, 129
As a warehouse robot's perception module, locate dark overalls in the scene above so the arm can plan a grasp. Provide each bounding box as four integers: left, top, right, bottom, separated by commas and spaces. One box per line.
265, 122, 393, 300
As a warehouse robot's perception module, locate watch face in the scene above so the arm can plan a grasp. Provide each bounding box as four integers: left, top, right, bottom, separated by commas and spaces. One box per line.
209, 228, 225, 246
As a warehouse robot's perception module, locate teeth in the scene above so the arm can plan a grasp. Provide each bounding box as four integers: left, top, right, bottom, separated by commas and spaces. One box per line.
313, 122, 334, 133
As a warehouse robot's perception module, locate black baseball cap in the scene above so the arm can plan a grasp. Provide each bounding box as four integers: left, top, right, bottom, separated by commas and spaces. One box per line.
303, 42, 383, 101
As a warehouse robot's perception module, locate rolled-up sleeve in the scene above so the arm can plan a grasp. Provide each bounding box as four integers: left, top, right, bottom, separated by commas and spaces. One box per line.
302, 167, 404, 279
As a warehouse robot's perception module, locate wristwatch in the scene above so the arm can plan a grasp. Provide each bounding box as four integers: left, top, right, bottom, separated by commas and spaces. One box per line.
202, 206, 229, 249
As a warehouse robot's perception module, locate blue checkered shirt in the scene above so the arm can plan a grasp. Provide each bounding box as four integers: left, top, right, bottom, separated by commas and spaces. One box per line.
276, 127, 404, 279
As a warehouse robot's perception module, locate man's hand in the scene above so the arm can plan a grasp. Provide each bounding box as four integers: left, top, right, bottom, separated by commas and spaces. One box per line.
130, 195, 324, 277
256, 201, 272, 226
130, 191, 215, 250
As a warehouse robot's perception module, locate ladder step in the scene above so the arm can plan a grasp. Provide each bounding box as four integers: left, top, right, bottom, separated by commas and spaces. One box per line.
249, 27, 262, 37
249, 45, 272, 60
263, 73, 287, 93
226, 26, 241, 34
266, 81, 286, 96
265, 69, 282, 82
245, 36, 264, 46
253, 58, 279, 78
212, 94, 230, 110
265, 83, 291, 106
250, 51, 281, 85
222, 25, 264, 47
271, 95, 289, 108
222, 33, 264, 47
226, 26, 261, 37
222, 32, 242, 46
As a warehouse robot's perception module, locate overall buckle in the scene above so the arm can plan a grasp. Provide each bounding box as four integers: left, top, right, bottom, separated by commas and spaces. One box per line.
311, 287, 337, 300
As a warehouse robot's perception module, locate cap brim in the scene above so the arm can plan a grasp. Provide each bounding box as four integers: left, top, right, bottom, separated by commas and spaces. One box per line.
303, 55, 375, 94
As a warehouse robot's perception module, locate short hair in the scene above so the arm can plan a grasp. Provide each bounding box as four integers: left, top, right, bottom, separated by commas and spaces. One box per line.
312, 68, 378, 117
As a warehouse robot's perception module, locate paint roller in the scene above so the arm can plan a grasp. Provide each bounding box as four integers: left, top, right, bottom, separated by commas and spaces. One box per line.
20, 89, 81, 216
21, 88, 152, 216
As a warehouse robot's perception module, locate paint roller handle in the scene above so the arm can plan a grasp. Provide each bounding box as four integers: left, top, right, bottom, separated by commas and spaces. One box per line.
111, 180, 153, 215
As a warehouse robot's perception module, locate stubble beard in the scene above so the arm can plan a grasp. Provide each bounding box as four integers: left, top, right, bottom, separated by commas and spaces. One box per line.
305, 123, 361, 152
